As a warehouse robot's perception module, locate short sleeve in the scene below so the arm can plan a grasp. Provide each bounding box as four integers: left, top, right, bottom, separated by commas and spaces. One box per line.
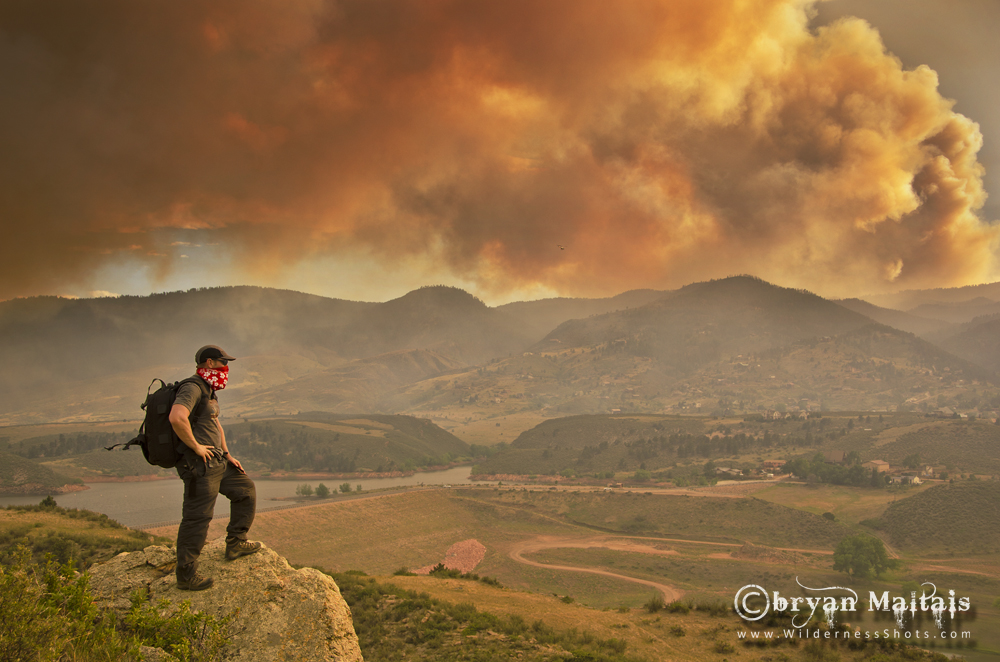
173, 381, 204, 413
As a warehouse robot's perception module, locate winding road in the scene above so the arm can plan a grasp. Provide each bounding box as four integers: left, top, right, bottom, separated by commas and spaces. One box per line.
508, 535, 686, 602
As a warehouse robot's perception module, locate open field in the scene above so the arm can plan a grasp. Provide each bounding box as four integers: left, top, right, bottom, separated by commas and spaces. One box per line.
753, 482, 934, 526
422, 410, 554, 446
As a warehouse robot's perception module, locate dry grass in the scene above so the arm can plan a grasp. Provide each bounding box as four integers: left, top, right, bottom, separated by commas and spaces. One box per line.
426, 411, 554, 446
753, 482, 932, 525
377, 574, 750, 662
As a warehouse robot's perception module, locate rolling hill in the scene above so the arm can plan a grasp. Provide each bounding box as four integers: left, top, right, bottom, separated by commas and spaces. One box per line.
932, 314, 1000, 373
224, 413, 473, 473
1, 276, 997, 426
834, 298, 955, 337
876, 480, 1000, 553
496, 289, 667, 342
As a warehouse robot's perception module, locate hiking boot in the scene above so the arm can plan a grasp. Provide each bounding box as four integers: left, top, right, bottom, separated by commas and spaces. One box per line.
225, 539, 262, 561
177, 574, 214, 591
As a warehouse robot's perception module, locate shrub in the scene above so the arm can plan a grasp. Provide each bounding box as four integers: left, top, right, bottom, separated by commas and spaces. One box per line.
644, 594, 664, 613
665, 600, 690, 614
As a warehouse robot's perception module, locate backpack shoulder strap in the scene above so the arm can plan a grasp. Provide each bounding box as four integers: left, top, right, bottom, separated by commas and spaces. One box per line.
177, 376, 212, 420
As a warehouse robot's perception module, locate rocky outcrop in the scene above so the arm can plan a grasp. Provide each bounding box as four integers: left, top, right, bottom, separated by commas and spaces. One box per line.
88, 537, 363, 662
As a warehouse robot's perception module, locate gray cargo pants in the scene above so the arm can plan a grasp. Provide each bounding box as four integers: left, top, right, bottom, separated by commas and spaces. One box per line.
175, 454, 256, 581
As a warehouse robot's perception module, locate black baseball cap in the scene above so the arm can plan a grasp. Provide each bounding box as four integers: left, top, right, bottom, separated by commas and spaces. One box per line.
195, 345, 237, 364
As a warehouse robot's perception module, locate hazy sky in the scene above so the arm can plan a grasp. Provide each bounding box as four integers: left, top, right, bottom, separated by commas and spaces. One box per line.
2, 0, 998, 304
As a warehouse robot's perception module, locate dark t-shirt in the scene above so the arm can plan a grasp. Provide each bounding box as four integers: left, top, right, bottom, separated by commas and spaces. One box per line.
174, 377, 221, 450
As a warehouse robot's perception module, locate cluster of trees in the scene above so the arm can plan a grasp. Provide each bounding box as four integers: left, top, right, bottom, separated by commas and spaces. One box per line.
295, 483, 361, 497
228, 423, 362, 473
784, 453, 888, 488
833, 534, 894, 578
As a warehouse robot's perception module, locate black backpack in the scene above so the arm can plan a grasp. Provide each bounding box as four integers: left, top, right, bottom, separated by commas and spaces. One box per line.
106, 377, 211, 468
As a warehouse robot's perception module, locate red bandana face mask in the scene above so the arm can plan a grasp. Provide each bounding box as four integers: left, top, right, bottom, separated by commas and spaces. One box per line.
197, 365, 229, 391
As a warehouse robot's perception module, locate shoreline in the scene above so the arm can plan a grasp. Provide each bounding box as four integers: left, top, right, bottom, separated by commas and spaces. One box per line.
0, 483, 90, 497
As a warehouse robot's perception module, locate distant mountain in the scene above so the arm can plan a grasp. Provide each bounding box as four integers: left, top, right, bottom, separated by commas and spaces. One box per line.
537, 276, 874, 369
391, 276, 992, 419
0, 286, 533, 424
230, 348, 465, 417
0, 277, 993, 425
862, 281, 1000, 310
933, 314, 1000, 372
834, 298, 956, 337
497, 289, 667, 342
906, 297, 1000, 324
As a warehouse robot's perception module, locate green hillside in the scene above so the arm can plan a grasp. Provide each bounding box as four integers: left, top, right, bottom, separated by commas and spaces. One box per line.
225, 413, 473, 473
876, 419, 1000, 474
0, 501, 164, 569
876, 480, 1000, 553
0, 451, 82, 495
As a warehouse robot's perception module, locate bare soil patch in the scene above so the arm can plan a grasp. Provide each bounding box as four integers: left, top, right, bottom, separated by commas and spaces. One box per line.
413, 539, 487, 574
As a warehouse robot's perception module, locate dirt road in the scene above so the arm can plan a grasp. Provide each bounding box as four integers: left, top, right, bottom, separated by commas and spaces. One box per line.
508, 536, 686, 602
506, 533, 846, 603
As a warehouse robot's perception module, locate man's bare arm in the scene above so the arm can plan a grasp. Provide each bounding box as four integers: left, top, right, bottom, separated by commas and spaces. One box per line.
169, 404, 213, 463
217, 419, 246, 474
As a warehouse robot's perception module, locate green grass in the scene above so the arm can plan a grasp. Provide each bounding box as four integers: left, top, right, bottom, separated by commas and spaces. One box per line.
0, 548, 231, 662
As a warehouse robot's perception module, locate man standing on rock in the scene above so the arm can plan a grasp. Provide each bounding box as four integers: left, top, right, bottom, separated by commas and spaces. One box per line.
169, 345, 261, 591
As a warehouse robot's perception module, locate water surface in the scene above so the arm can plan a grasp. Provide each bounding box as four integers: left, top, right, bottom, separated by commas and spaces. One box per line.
0, 466, 477, 528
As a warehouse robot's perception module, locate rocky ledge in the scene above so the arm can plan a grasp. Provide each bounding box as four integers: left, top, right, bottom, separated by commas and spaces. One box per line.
88, 537, 363, 662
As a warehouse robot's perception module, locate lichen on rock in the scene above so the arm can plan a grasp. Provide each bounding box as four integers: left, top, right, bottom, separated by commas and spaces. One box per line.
88, 537, 363, 662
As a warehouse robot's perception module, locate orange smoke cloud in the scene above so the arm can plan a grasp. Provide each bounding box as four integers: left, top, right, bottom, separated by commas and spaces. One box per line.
0, 0, 996, 300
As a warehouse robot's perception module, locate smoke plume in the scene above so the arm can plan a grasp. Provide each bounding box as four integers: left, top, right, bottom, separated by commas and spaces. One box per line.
0, 0, 996, 300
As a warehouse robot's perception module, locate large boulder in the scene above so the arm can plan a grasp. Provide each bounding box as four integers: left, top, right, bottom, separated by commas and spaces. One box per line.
88, 537, 363, 662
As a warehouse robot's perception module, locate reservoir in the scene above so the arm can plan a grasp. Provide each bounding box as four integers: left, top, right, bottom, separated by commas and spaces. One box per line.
0, 466, 478, 529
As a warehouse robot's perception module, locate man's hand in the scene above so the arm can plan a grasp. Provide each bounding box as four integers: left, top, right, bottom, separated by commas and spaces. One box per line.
192, 443, 214, 464
226, 453, 246, 474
